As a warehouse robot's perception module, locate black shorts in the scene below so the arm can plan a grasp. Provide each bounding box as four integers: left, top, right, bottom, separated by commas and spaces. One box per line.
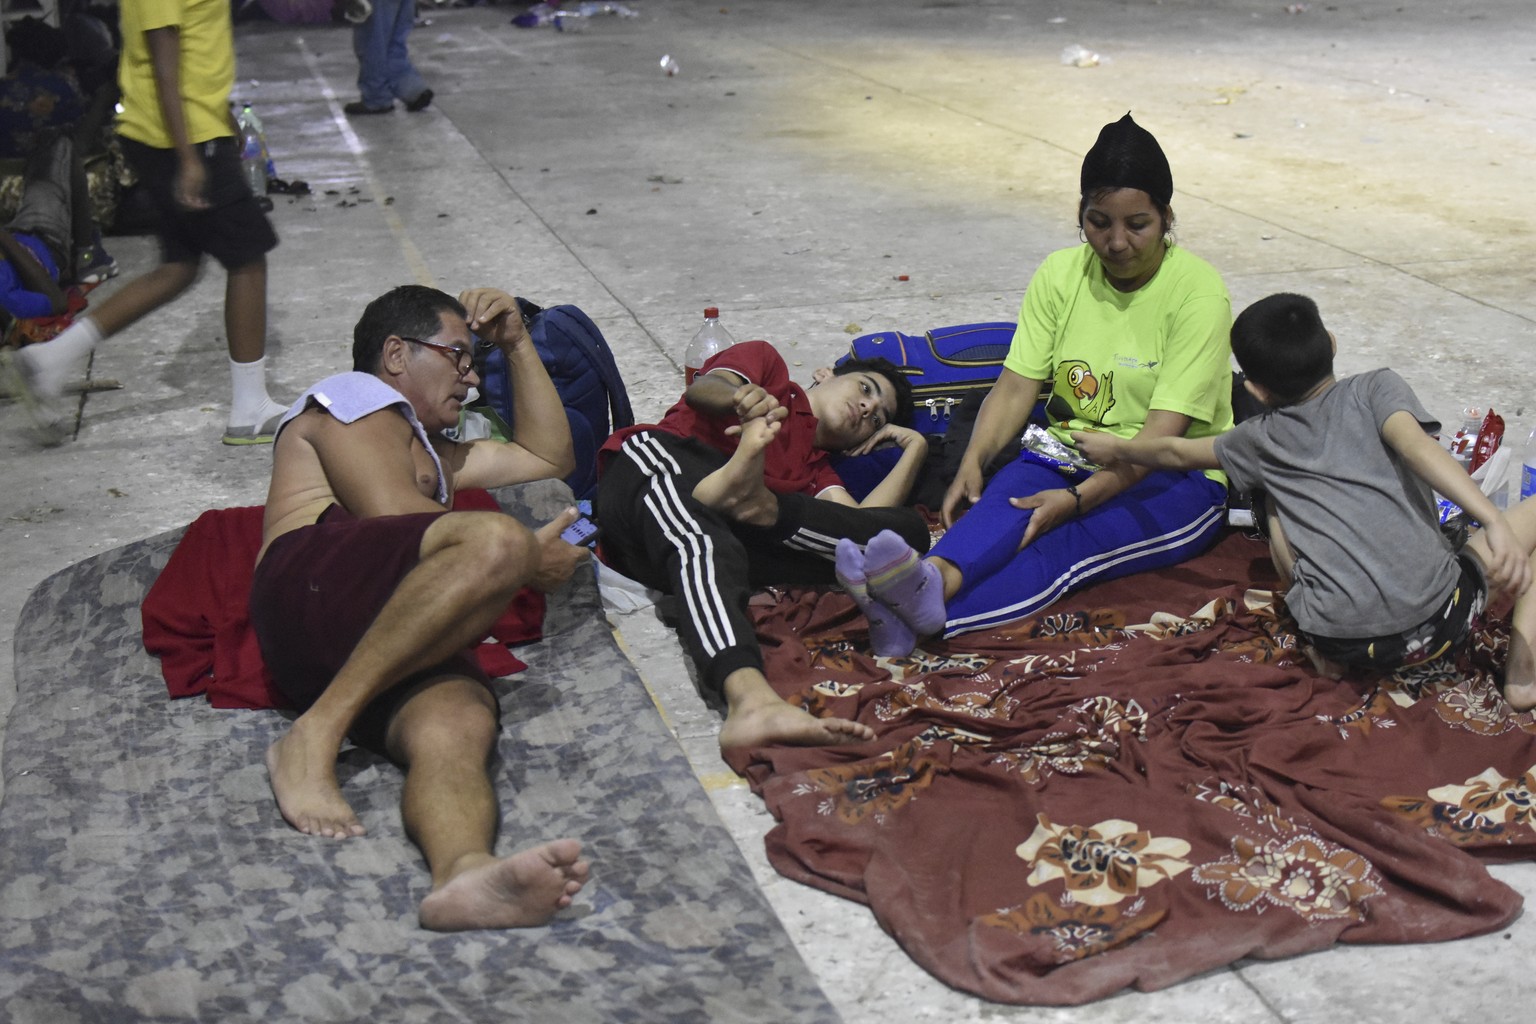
1305, 551, 1488, 673
121, 135, 278, 269
249, 505, 495, 755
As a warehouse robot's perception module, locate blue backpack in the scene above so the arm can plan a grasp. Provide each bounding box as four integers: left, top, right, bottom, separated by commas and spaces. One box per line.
473, 298, 633, 501
840, 322, 1017, 434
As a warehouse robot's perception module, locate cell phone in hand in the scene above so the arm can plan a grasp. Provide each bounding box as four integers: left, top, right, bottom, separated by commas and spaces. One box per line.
560, 514, 600, 548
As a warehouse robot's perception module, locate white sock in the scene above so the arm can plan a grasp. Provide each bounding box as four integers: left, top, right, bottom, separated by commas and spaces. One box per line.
19, 317, 103, 398
227, 356, 285, 427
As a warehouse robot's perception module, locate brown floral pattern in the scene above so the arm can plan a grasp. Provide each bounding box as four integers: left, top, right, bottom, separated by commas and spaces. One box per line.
793, 740, 941, 826
1016, 815, 1192, 906
873, 679, 1019, 723
988, 696, 1149, 781
1027, 608, 1127, 647
1315, 686, 1400, 739
980, 893, 1162, 963
1383, 764, 1536, 846
1192, 833, 1383, 921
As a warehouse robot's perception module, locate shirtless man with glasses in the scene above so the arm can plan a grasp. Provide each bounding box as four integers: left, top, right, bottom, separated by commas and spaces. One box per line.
250, 284, 590, 930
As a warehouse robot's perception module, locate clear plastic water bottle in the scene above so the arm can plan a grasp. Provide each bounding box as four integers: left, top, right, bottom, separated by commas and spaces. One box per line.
239, 107, 276, 183
684, 307, 737, 384
238, 114, 266, 198
1521, 427, 1536, 501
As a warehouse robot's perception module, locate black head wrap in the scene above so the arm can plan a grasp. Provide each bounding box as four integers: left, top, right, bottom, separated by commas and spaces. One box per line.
1079, 113, 1172, 207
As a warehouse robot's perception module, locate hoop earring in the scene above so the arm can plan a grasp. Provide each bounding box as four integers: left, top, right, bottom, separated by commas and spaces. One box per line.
1077, 226, 1086, 243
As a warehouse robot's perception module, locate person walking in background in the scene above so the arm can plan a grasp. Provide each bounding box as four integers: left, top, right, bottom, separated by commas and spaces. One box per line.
2, 0, 287, 446
344, 0, 434, 117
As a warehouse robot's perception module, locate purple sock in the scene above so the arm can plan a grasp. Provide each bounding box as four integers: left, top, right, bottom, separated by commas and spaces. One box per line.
836, 538, 917, 658
864, 529, 946, 636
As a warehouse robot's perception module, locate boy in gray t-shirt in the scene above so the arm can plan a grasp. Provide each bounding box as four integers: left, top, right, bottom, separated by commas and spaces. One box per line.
1074, 292, 1536, 710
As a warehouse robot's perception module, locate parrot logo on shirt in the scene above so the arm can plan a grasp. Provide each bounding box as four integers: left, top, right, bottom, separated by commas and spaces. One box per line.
1051, 359, 1116, 424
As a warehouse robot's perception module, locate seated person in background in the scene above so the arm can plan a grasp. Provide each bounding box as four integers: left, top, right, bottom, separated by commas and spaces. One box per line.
0, 131, 115, 324
0, 17, 86, 161
0, 16, 118, 283
251, 284, 591, 930
1074, 292, 1536, 710
596, 340, 930, 749
841, 113, 1234, 655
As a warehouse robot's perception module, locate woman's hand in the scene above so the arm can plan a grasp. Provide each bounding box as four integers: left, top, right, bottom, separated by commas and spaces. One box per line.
1011, 486, 1078, 549
941, 461, 985, 527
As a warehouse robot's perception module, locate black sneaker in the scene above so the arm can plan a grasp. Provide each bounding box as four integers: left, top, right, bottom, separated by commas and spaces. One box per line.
343, 100, 393, 116
406, 88, 434, 113
74, 236, 119, 284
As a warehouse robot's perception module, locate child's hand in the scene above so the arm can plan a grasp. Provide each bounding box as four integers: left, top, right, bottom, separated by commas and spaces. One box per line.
847, 423, 926, 458
731, 383, 784, 424
1479, 517, 1532, 598
1071, 429, 1120, 465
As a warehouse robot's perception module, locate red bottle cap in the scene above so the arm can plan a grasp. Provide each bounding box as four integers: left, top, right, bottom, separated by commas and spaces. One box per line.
704, 307, 719, 318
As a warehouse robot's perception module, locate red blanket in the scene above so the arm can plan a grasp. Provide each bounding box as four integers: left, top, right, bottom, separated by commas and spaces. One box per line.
140, 491, 545, 708
729, 530, 1536, 1005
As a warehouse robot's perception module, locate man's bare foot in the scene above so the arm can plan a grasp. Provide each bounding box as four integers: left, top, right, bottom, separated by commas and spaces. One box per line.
719, 695, 876, 750
693, 416, 780, 526
266, 723, 366, 839
418, 840, 590, 931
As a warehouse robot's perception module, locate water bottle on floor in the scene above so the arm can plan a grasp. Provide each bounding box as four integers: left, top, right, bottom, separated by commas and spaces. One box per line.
684, 307, 737, 384
1521, 427, 1536, 501
238, 106, 267, 197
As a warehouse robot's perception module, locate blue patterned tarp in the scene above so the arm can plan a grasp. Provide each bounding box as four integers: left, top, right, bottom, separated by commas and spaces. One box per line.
0, 482, 840, 1024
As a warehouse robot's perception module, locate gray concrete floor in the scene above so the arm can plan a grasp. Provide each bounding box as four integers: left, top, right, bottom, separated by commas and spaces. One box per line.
4, 1, 1535, 1019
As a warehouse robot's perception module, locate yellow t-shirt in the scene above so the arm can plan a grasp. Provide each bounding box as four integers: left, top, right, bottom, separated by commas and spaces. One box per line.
117, 0, 235, 149
1003, 243, 1235, 484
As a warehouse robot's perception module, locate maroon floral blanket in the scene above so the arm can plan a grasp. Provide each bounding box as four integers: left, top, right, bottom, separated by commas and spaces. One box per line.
728, 531, 1536, 1005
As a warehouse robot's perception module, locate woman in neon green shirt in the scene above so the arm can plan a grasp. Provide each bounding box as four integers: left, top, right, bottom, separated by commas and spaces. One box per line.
840, 114, 1234, 652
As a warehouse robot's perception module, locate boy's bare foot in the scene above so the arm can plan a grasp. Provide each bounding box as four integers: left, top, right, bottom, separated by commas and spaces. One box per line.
419, 840, 590, 931
266, 723, 366, 839
719, 699, 875, 750
1505, 677, 1536, 712
1503, 633, 1536, 711
693, 416, 780, 527
719, 669, 875, 749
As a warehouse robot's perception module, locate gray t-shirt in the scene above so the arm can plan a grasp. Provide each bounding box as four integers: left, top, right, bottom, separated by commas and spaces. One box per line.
1213, 368, 1457, 638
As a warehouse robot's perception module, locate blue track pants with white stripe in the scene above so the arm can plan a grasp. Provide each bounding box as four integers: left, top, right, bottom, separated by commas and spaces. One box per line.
935, 459, 1227, 638
597, 431, 929, 709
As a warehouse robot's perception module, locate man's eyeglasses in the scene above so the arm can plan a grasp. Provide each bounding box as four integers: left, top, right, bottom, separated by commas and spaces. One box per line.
400, 336, 475, 377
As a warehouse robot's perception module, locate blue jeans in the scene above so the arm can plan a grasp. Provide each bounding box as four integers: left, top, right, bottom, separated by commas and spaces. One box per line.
354, 0, 428, 108
933, 458, 1228, 637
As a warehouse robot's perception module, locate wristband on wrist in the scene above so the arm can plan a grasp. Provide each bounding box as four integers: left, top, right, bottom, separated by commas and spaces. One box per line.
1065, 484, 1083, 517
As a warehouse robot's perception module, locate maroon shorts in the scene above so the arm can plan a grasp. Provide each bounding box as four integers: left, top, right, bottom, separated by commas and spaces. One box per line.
249, 505, 494, 754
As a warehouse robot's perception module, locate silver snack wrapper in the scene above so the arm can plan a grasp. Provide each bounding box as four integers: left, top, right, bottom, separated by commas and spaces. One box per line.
1021, 424, 1099, 477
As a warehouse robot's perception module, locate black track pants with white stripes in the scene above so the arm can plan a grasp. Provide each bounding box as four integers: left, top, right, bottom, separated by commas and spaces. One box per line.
596, 431, 929, 710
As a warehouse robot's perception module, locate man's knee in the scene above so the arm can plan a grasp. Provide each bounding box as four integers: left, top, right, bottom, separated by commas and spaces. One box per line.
443, 512, 541, 590
387, 678, 499, 764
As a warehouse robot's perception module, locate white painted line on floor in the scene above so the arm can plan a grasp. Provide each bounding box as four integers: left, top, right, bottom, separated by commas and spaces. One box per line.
294, 36, 437, 289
